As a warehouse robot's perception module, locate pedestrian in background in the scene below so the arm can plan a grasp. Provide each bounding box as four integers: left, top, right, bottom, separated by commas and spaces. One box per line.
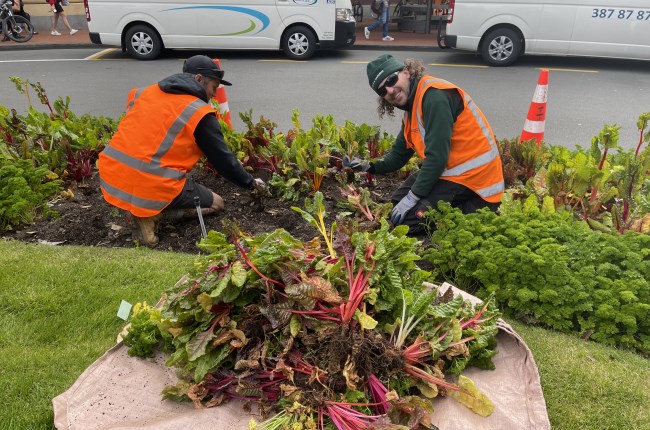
344, 54, 504, 235
48, 0, 77, 36
364, 0, 394, 42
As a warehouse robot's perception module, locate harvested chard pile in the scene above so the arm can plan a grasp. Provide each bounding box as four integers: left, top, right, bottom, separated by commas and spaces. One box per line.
123, 198, 500, 430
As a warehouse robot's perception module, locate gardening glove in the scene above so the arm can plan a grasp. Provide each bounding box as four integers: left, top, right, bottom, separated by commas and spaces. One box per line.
343, 156, 371, 172
390, 190, 421, 225
251, 177, 269, 193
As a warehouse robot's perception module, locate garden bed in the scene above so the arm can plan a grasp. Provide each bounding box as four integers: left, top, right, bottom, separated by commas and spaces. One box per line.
1, 166, 403, 254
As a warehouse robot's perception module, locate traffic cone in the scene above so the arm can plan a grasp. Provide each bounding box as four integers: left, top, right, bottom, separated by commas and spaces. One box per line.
212, 58, 233, 129
519, 69, 549, 146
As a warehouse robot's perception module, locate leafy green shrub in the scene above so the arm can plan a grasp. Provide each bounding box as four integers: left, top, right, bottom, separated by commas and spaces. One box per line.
423, 202, 650, 353
0, 159, 62, 231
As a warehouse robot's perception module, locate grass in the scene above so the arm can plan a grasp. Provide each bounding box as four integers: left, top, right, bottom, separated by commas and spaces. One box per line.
1, 239, 648, 430
0, 239, 195, 430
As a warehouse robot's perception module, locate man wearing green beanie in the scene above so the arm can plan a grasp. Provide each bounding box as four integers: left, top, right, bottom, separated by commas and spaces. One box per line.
344, 54, 504, 235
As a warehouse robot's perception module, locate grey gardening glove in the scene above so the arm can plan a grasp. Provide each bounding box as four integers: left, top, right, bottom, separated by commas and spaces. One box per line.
343, 156, 371, 172
390, 190, 421, 225
251, 177, 268, 192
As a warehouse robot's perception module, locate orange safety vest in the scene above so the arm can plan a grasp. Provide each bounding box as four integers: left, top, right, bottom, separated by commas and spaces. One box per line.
403, 76, 504, 203
98, 84, 215, 217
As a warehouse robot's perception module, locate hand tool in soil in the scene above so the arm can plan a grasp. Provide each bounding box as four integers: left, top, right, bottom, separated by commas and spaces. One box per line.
194, 196, 208, 239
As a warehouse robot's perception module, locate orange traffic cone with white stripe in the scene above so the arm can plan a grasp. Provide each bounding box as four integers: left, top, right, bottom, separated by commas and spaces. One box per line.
212, 58, 233, 129
519, 69, 549, 146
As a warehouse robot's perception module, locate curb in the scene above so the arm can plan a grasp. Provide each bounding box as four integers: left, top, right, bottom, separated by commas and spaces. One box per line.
0, 43, 96, 51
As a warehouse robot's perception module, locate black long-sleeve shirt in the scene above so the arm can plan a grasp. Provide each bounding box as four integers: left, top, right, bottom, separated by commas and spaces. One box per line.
158, 73, 253, 189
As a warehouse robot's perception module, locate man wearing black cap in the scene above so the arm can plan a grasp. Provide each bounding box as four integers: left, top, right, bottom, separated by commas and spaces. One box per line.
97, 55, 266, 247
345, 54, 504, 235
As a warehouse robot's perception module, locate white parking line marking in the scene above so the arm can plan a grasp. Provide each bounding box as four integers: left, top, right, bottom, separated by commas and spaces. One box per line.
0, 58, 86, 63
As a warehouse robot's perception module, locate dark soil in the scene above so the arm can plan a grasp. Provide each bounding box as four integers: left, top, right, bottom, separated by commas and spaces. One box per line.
3, 167, 403, 254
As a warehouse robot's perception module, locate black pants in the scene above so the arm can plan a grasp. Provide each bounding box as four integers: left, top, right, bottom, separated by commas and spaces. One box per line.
392, 171, 500, 235
167, 179, 214, 210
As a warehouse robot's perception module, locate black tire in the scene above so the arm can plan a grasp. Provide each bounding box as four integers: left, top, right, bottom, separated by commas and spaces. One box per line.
281, 26, 316, 61
2, 15, 33, 43
354, 4, 363, 22
480, 27, 522, 67
125, 24, 163, 61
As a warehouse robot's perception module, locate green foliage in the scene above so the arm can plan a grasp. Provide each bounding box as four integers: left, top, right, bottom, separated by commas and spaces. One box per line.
337, 184, 393, 222
2, 77, 118, 181
0, 77, 118, 230
423, 203, 650, 353
121, 210, 498, 427
497, 137, 548, 188
499, 113, 650, 234
291, 191, 336, 257
122, 302, 171, 357
0, 159, 62, 231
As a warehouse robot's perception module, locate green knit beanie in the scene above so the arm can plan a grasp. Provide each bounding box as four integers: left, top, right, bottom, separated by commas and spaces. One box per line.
367, 54, 405, 94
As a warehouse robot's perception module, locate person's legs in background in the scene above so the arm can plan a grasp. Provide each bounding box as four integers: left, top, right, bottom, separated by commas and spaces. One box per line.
51, 12, 60, 35
381, 5, 393, 40
58, 10, 77, 34
365, 4, 388, 38
51, 2, 77, 35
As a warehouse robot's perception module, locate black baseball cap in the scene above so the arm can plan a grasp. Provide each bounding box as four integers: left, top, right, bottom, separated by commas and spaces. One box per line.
183, 55, 232, 86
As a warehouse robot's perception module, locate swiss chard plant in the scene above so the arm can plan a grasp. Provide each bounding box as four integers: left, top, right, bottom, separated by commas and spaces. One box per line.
499, 112, 650, 234
2, 77, 117, 179
122, 206, 500, 429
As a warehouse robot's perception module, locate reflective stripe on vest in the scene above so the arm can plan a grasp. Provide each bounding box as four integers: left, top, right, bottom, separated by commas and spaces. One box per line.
440, 95, 500, 174
104, 98, 207, 183
125, 87, 145, 112
404, 76, 504, 202
99, 178, 168, 211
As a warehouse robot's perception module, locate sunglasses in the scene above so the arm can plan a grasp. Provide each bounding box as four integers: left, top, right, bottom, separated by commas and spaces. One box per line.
376, 71, 400, 97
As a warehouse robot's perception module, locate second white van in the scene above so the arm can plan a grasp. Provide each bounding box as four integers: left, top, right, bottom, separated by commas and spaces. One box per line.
84, 0, 357, 61
439, 0, 650, 66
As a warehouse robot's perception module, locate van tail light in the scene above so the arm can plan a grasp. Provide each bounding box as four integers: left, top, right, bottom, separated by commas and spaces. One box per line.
446, 0, 455, 24
84, 0, 91, 21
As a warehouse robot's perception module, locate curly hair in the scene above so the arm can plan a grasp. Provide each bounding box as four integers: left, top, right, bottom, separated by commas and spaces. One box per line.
376, 58, 426, 119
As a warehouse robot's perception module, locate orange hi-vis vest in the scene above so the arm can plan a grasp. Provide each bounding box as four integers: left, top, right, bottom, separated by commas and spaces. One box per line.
98, 85, 216, 217
403, 76, 505, 203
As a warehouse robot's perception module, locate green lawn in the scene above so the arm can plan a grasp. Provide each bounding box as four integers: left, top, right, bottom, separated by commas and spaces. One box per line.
0, 239, 648, 430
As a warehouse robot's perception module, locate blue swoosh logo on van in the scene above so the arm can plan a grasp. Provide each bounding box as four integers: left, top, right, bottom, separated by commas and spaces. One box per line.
162, 6, 270, 34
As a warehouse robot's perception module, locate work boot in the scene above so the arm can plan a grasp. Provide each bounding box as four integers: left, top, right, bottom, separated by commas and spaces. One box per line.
131, 213, 163, 247
163, 207, 218, 222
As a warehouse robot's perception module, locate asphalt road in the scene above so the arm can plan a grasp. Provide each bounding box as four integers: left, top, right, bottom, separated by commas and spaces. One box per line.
1, 47, 648, 149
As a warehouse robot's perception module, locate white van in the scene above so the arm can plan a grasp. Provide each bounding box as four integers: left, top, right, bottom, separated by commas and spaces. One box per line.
439, 0, 650, 66
83, 0, 356, 60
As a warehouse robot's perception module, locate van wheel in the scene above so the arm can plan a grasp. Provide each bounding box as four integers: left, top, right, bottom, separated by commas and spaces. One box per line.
480, 28, 522, 66
282, 26, 316, 60
125, 25, 163, 61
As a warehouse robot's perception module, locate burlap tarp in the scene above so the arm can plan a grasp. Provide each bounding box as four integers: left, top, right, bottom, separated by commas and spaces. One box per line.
53, 283, 551, 430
